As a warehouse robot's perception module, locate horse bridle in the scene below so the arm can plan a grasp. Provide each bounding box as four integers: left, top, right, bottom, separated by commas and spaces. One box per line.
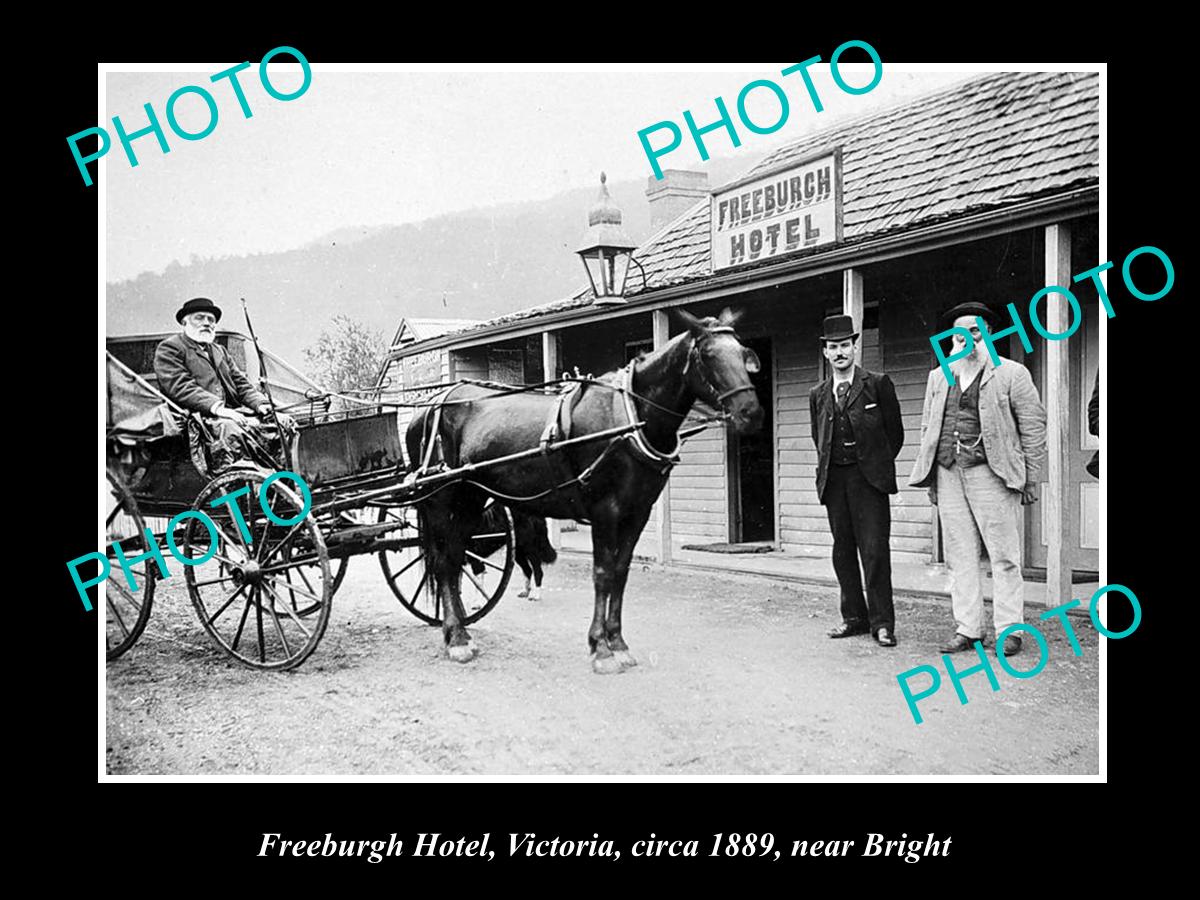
684, 325, 758, 412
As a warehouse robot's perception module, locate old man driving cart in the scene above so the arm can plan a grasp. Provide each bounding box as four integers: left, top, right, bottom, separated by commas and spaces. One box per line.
154, 296, 291, 470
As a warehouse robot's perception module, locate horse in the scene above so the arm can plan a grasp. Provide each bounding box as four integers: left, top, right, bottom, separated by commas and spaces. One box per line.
406, 307, 764, 674
468, 505, 558, 600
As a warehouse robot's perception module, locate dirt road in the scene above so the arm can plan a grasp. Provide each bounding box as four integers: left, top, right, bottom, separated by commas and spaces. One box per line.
106, 556, 1099, 776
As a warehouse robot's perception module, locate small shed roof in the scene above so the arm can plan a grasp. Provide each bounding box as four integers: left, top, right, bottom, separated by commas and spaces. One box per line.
389, 317, 483, 350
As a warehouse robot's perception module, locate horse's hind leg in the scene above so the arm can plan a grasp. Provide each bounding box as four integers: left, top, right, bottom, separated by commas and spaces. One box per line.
516, 552, 533, 599
529, 558, 543, 601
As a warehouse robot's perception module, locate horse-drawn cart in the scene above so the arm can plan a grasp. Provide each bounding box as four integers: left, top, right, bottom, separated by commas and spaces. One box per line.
103, 330, 642, 670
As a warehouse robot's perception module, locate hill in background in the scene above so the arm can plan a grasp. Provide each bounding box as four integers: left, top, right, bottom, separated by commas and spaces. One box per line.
106, 154, 764, 366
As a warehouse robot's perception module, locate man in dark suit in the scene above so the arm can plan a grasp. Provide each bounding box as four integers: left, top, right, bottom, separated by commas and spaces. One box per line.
154, 297, 278, 469
809, 315, 905, 647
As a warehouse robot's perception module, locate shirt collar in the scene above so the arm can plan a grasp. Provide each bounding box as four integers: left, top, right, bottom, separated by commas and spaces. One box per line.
831, 365, 856, 388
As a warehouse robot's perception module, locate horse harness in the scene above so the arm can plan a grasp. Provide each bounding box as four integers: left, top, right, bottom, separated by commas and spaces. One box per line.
683, 324, 759, 408
544, 325, 754, 481
414, 325, 752, 505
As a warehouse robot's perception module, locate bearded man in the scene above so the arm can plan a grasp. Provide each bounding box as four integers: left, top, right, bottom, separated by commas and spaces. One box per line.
154, 297, 279, 470
909, 302, 1047, 657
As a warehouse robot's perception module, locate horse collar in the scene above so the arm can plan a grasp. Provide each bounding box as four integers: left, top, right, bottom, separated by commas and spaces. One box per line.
622, 361, 680, 472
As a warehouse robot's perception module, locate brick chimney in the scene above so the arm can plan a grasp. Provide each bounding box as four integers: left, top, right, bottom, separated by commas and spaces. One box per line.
646, 169, 709, 232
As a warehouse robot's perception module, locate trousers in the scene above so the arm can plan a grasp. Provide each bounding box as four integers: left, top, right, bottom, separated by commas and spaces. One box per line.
936, 462, 1024, 638
195, 416, 292, 473
824, 462, 895, 634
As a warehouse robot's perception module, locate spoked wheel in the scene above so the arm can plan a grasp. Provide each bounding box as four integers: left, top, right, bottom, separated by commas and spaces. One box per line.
330, 556, 349, 597
184, 467, 332, 670
377, 498, 515, 626
105, 467, 156, 661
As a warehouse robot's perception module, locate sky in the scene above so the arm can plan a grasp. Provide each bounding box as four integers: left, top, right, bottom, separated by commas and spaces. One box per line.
103, 63, 974, 283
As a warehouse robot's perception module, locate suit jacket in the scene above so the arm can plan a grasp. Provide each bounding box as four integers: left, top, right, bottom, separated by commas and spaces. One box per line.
809, 367, 904, 503
908, 354, 1046, 491
154, 332, 267, 416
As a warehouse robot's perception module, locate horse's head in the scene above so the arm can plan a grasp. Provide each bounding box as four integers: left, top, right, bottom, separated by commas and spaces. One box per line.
677, 307, 765, 435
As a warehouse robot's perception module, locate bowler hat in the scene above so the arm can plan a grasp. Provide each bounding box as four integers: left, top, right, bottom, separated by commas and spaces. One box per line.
941, 301, 994, 329
819, 314, 859, 343
175, 297, 222, 324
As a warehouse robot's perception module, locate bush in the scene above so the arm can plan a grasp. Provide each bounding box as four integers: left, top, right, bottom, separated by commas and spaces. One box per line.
304, 315, 387, 394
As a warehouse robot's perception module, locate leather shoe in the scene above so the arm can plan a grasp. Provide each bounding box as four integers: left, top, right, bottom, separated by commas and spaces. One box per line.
1002, 635, 1022, 657
828, 621, 869, 639
940, 633, 981, 653
875, 627, 897, 647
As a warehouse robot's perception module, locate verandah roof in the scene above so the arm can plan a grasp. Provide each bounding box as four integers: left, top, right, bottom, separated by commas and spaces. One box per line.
401, 71, 1099, 353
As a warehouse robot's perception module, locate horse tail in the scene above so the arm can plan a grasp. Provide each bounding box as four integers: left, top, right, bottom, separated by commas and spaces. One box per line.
409, 406, 450, 613
404, 407, 429, 473
470, 503, 508, 559
415, 500, 445, 612
528, 513, 558, 566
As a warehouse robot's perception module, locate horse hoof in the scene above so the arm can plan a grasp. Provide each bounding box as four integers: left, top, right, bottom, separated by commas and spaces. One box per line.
529, 588, 541, 602
612, 650, 638, 669
517, 589, 529, 598
447, 644, 476, 664
591, 653, 622, 675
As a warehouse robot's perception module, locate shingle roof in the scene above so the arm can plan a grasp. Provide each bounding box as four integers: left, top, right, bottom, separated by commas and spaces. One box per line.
389, 316, 482, 349
426, 71, 1099, 342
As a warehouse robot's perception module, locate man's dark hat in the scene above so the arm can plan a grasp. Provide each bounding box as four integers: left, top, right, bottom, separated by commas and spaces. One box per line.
819, 314, 859, 343
175, 297, 222, 324
941, 301, 994, 329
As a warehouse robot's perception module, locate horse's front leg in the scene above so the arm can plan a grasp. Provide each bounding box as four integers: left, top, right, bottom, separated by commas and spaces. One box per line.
589, 521, 620, 674
606, 510, 653, 670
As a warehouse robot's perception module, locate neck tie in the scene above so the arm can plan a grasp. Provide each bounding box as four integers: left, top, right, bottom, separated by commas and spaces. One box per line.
836, 380, 850, 409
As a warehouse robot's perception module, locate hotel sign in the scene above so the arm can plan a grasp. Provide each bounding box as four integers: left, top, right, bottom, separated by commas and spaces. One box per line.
711, 148, 842, 271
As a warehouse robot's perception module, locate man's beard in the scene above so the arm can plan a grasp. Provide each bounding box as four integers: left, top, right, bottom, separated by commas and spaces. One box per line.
185, 325, 216, 343
951, 340, 981, 370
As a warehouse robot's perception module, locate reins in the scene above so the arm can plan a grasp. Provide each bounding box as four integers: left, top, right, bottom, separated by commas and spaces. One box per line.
388, 323, 758, 506
283, 325, 755, 482
279, 327, 754, 428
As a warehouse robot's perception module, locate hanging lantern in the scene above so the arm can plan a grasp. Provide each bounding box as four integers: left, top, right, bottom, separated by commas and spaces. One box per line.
576, 172, 638, 305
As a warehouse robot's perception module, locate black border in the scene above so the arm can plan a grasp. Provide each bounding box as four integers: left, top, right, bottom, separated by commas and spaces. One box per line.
41, 19, 1178, 878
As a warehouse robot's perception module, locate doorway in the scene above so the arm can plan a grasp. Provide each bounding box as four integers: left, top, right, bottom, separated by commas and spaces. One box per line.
730, 337, 775, 542
1024, 298, 1100, 576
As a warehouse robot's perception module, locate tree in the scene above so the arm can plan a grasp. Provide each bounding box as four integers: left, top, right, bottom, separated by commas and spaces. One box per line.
304, 315, 387, 394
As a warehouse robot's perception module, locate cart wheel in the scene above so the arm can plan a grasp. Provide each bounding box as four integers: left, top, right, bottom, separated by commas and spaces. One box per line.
185, 467, 332, 670
105, 467, 155, 661
322, 509, 366, 599
377, 498, 514, 626
330, 556, 350, 597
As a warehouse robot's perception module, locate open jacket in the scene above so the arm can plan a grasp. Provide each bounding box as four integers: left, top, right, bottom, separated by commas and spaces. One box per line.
809, 367, 904, 503
908, 354, 1046, 491
154, 332, 267, 416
